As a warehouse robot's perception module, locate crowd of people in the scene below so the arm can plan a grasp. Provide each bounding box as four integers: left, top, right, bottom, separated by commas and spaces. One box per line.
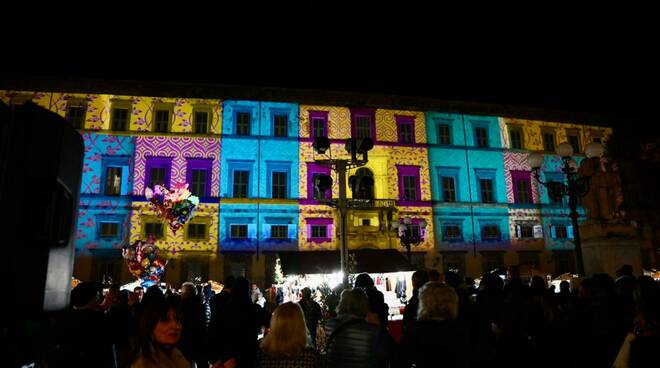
48, 264, 659, 367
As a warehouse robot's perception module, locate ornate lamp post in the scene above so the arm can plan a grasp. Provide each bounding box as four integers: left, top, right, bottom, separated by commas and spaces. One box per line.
311, 136, 373, 287
527, 141, 605, 276
391, 217, 427, 261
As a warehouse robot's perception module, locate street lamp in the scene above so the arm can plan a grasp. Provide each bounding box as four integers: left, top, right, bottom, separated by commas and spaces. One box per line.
527, 141, 605, 276
311, 136, 373, 287
391, 217, 427, 261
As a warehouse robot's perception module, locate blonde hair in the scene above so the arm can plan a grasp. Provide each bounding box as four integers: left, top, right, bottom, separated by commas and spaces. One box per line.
336, 288, 369, 317
417, 282, 459, 320
260, 302, 308, 359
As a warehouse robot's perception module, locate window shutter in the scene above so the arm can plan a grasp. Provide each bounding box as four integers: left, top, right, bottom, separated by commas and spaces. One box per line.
121, 166, 130, 195
567, 225, 574, 240
551, 225, 557, 239
515, 225, 521, 239
533, 225, 543, 238
247, 224, 257, 239
287, 225, 296, 239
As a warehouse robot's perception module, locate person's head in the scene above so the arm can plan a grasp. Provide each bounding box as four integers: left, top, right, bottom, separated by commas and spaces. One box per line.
180, 282, 196, 299
301, 287, 312, 299
428, 269, 441, 282
260, 302, 308, 359
418, 282, 459, 320
134, 286, 144, 300
507, 265, 521, 281
136, 296, 182, 361
337, 288, 369, 318
232, 276, 251, 301
617, 264, 634, 277
559, 280, 570, 293
465, 276, 475, 287
354, 273, 375, 289
71, 282, 102, 310
480, 272, 504, 293
223, 275, 235, 290
444, 271, 461, 289
412, 270, 429, 290
530, 276, 547, 293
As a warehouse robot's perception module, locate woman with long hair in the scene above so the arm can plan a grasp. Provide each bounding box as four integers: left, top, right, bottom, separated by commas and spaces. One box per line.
257, 302, 320, 367
131, 295, 190, 368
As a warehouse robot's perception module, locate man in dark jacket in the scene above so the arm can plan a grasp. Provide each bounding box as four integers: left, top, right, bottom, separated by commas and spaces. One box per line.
403, 269, 429, 333
298, 287, 322, 347
179, 282, 207, 367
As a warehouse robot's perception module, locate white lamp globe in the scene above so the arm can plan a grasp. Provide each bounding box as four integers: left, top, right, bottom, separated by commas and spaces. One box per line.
527, 153, 544, 169
419, 219, 428, 228
391, 220, 400, 229
398, 224, 407, 232
568, 159, 578, 172
557, 142, 574, 157
585, 142, 605, 158
403, 217, 412, 225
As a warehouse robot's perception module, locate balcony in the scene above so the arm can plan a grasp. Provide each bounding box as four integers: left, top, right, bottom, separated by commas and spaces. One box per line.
345, 198, 397, 210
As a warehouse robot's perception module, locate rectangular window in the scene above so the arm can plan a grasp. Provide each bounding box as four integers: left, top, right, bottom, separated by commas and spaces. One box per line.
194, 111, 209, 134
437, 124, 451, 145
236, 112, 251, 136
516, 224, 535, 239
154, 110, 170, 133
271, 225, 288, 239
399, 122, 413, 143
543, 132, 555, 153
111, 108, 129, 131
311, 225, 327, 238
568, 134, 580, 154
144, 222, 164, 239
149, 167, 167, 189
362, 219, 371, 226
105, 167, 122, 196
555, 225, 568, 239
480, 179, 494, 203
99, 222, 119, 238
66, 104, 86, 129
410, 224, 421, 238
272, 172, 287, 199
509, 127, 523, 149
514, 178, 531, 204
475, 127, 489, 148
483, 225, 500, 240
187, 223, 207, 240
312, 118, 325, 138
273, 114, 288, 137
442, 176, 456, 202
592, 136, 602, 144
231, 224, 248, 239
443, 224, 462, 240
356, 116, 371, 139
190, 169, 208, 197
403, 176, 417, 201
233, 171, 249, 198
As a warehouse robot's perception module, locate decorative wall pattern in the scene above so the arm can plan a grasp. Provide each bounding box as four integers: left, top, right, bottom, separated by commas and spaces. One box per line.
299, 105, 352, 139
133, 136, 220, 196
298, 205, 337, 251
503, 151, 540, 204
374, 109, 427, 144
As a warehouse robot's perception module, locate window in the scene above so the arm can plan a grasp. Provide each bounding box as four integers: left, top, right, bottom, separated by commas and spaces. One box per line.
543, 132, 555, 153
362, 219, 371, 226
554, 225, 568, 239
509, 126, 523, 149
482, 252, 504, 273
66, 103, 86, 129
480, 179, 494, 203
356, 116, 371, 139
442, 176, 456, 202
233, 171, 249, 198
105, 167, 122, 195
144, 222, 164, 239
149, 167, 167, 188
443, 224, 462, 241
99, 222, 119, 238
483, 225, 500, 240
272, 172, 287, 199
194, 111, 209, 134
312, 118, 325, 138
231, 224, 248, 239
236, 112, 251, 136
99, 262, 116, 283
403, 176, 417, 201
592, 136, 602, 144
398, 121, 414, 144
514, 178, 531, 204
410, 224, 421, 238
190, 169, 208, 197
475, 127, 489, 148
519, 251, 540, 268
271, 225, 288, 239
437, 124, 451, 145
111, 107, 129, 131
311, 225, 327, 238
154, 109, 170, 133
273, 114, 288, 137
187, 223, 207, 240
567, 133, 580, 154
516, 224, 535, 239
553, 251, 576, 274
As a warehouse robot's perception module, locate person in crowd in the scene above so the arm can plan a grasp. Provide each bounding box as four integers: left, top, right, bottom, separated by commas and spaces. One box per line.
134, 286, 145, 303
403, 269, 429, 333
298, 287, 322, 347
398, 282, 468, 368
178, 282, 207, 367
256, 302, 320, 367
130, 294, 189, 368
428, 269, 441, 282
208, 275, 235, 362
324, 288, 388, 368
